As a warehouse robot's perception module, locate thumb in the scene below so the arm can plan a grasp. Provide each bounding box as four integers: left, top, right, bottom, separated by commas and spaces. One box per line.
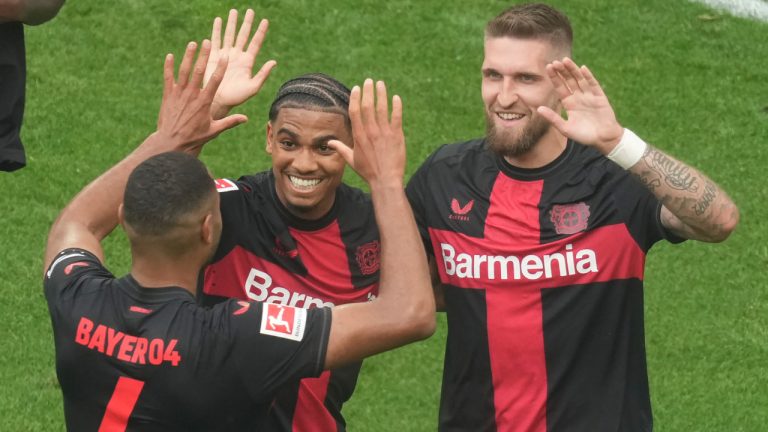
537, 106, 567, 133
327, 139, 355, 167
212, 114, 248, 135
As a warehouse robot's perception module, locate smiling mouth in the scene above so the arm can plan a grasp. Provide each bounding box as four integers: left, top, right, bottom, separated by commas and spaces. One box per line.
288, 175, 322, 190
496, 112, 525, 121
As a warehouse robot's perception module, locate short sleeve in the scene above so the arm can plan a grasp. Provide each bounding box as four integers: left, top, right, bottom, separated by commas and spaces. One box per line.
43, 248, 113, 304
225, 301, 331, 402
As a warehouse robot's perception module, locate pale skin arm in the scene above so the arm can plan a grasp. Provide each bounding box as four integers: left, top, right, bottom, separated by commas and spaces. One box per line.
0, 0, 64, 24
43, 40, 246, 273
537, 58, 739, 243
203, 8, 276, 120
323, 79, 435, 369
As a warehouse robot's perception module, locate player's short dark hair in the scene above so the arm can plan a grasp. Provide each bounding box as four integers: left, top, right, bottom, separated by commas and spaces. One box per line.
268, 73, 351, 126
486, 3, 573, 55
123, 152, 215, 235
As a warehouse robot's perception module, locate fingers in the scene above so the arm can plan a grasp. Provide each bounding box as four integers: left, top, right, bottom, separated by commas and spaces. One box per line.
390, 95, 403, 133
203, 54, 229, 100
162, 53, 174, 100
579, 64, 606, 97
247, 18, 270, 58
247, 59, 277, 94
210, 16, 222, 50
189, 40, 212, 89
223, 9, 238, 49
235, 9, 254, 50
375, 81, 389, 128
347, 85, 364, 143
360, 79, 377, 135
327, 139, 355, 166
536, 106, 567, 132
177, 41, 198, 87
212, 113, 248, 135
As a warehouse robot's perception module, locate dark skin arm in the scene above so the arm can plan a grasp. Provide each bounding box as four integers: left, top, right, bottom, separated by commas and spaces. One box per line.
43, 40, 248, 273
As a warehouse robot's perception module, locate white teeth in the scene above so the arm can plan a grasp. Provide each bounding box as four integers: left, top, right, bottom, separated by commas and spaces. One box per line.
497, 112, 524, 120
289, 176, 321, 189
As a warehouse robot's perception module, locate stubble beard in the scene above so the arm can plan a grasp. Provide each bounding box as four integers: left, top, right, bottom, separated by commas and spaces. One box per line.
485, 111, 551, 159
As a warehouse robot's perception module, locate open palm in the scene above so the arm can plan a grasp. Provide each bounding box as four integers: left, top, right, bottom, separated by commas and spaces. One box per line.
203, 9, 276, 119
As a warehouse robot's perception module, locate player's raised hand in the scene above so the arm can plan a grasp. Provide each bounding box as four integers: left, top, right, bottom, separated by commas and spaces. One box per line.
155, 40, 248, 156
537, 58, 625, 154
204, 9, 276, 120
327, 79, 406, 190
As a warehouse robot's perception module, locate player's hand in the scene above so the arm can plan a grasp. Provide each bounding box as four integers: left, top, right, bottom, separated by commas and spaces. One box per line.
155, 40, 247, 156
327, 79, 405, 190
536, 57, 625, 154
204, 9, 276, 120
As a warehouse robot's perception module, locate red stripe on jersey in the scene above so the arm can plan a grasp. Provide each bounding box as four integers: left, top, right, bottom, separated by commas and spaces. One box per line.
429, 175, 646, 431
98, 376, 144, 432
292, 371, 335, 430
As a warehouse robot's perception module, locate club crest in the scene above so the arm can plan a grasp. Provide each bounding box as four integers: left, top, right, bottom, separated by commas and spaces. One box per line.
550, 202, 590, 235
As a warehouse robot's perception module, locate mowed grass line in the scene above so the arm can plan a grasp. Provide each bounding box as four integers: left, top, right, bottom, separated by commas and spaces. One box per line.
1, 0, 764, 430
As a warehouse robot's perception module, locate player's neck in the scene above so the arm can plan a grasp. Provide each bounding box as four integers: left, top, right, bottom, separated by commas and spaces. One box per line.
503, 128, 568, 169
129, 253, 203, 295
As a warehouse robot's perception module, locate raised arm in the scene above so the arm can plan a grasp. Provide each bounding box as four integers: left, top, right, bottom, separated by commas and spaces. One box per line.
323, 79, 435, 369
43, 40, 245, 273
537, 57, 739, 242
203, 8, 276, 120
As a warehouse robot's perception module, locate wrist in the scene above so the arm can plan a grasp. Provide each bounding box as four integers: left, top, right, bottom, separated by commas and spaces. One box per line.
606, 128, 648, 170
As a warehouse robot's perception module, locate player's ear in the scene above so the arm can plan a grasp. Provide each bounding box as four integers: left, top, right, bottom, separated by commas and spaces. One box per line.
117, 203, 125, 226
265, 121, 274, 154
201, 213, 214, 245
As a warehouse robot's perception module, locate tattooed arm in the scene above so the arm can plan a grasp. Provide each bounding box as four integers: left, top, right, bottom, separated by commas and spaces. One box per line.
537, 57, 739, 243
629, 147, 738, 242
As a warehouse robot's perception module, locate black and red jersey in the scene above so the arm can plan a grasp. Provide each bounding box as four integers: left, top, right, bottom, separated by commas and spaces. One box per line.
200, 172, 380, 431
406, 139, 683, 432
44, 248, 331, 431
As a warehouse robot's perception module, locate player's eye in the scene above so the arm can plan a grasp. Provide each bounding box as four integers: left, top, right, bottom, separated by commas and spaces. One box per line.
280, 141, 297, 150
317, 143, 335, 155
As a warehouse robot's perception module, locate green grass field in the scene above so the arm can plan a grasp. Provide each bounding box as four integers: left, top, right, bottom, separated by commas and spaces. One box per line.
1, 0, 766, 430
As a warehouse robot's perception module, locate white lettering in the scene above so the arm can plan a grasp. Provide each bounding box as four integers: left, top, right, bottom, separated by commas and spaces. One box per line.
438, 242, 600, 282
244, 267, 335, 309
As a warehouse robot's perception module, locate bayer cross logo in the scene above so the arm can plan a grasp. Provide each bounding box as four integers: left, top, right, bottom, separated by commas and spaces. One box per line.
549, 202, 591, 235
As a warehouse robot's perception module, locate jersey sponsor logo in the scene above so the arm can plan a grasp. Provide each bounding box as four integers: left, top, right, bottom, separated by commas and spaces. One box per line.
550, 202, 590, 235
260, 303, 307, 341
355, 240, 380, 275
245, 267, 335, 309
233, 301, 250, 316
74, 317, 181, 366
64, 261, 90, 275
46, 252, 86, 278
449, 198, 474, 221
214, 178, 239, 192
440, 242, 598, 281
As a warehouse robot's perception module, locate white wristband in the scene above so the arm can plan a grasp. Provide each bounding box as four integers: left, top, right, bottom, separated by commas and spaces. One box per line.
606, 128, 648, 170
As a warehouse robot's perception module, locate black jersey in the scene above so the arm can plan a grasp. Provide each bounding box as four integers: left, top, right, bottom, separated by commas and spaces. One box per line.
200, 172, 379, 431
45, 248, 331, 431
406, 139, 683, 432
0, 22, 27, 172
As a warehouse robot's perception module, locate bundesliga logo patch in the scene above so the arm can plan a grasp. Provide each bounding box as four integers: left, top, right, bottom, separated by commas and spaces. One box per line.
260, 303, 307, 341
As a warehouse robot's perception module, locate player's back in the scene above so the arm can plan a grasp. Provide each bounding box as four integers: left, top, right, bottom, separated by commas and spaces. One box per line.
45, 249, 329, 431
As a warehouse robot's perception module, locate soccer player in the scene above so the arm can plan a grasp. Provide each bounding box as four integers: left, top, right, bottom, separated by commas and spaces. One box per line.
197, 10, 384, 430
43, 38, 434, 430
0, 0, 66, 171
405, 3, 739, 431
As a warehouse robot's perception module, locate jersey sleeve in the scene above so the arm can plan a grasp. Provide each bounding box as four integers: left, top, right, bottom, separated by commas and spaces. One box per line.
44, 248, 114, 302
212, 178, 253, 262
225, 300, 331, 402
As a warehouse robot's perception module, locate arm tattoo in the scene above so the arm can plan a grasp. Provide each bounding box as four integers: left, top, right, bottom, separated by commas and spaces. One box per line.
648, 149, 699, 192
693, 180, 718, 216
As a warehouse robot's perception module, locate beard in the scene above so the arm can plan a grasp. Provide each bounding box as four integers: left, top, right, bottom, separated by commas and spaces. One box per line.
485, 111, 551, 158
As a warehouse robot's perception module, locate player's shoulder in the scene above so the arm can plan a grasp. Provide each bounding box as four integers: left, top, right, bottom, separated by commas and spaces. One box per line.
44, 248, 114, 301
421, 138, 490, 171
214, 171, 271, 195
